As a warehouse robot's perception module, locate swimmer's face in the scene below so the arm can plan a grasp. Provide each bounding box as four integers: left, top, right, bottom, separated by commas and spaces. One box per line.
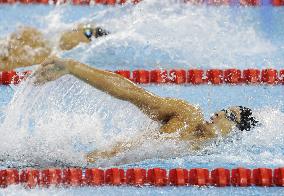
59, 23, 109, 51
210, 106, 241, 136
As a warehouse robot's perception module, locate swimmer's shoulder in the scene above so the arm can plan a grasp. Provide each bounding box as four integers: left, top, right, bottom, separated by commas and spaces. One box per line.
163, 98, 203, 119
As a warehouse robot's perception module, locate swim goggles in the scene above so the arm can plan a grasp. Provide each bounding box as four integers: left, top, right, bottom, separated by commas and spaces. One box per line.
84, 25, 109, 40
83, 26, 94, 40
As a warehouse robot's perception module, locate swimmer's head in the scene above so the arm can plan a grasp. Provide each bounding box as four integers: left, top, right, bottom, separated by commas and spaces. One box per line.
210, 106, 259, 136
59, 23, 109, 50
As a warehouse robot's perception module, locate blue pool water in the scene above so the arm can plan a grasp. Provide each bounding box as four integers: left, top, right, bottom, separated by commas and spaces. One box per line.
0, 1, 284, 195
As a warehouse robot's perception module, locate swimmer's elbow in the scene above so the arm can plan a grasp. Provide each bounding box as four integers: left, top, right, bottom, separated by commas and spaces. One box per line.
59, 34, 75, 51
59, 40, 74, 51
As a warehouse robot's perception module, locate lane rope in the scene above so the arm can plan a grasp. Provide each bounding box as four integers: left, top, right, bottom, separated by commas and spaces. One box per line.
0, 0, 283, 6
0, 167, 283, 188
1, 69, 283, 85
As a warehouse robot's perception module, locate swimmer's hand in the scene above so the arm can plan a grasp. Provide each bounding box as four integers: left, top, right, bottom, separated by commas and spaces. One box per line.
86, 149, 118, 163
33, 56, 70, 85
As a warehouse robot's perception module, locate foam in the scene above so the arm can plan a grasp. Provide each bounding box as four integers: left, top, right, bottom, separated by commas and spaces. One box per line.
0, 76, 161, 167
60, 0, 277, 69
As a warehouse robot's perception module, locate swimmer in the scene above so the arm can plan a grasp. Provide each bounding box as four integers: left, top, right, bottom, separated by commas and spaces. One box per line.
0, 24, 109, 71
33, 56, 259, 163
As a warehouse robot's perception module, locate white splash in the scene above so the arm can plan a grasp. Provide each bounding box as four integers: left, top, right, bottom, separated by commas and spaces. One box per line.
0, 75, 160, 167
61, 0, 276, 69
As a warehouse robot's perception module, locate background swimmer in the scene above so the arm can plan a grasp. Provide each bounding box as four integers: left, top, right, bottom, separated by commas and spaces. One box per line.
33, 56, 259, 163
0, 24, 109, 71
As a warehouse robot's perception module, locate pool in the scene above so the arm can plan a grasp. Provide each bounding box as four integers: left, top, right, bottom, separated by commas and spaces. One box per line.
0, 1, 284, 195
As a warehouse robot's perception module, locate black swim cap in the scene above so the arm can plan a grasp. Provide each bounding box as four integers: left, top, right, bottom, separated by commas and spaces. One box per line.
95, 27, 109, 38
236, 106, 259, 131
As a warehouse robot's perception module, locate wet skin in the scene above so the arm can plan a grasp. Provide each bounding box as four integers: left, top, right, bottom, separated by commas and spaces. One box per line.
0, 24, 105, 71
33, 57, 242, 163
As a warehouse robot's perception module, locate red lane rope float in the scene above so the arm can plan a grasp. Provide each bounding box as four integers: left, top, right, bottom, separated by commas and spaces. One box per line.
272, 0, 284, 6
147, 168, 167, 186
20, 169, 40, 188
188, 168, 210, 186
274, 168, 284, 186
0, 0, 283, 6
84, 168, 104, 186
211, 168, 230, 187
231, 167, 252, 187
169, 168, 189, 186
41, 168, 62, 187
224, 69, 242, 84
262, 69, 278, 84
188, 69, 204, 84
105, 168, 125, 185
243, 69, 261, 84
133, 70, 150, 84
0, 70, 29, 85
0, 167, 284, 188
126, 168, 147, 186
206, 69, 224, 85
150, 70, 168, 84
1, 69, 284, 86
63, 168, 83, 186
253, 168, 273, 186
169, 69, 186, 84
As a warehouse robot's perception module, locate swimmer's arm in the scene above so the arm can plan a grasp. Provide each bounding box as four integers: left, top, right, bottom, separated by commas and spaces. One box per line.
86, 124, 206, 163
87, 143, 127, 162
42, 58, 166, 116
68, 60, 161, 103
87, 136, 145, 162
2, 49, 51, 71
